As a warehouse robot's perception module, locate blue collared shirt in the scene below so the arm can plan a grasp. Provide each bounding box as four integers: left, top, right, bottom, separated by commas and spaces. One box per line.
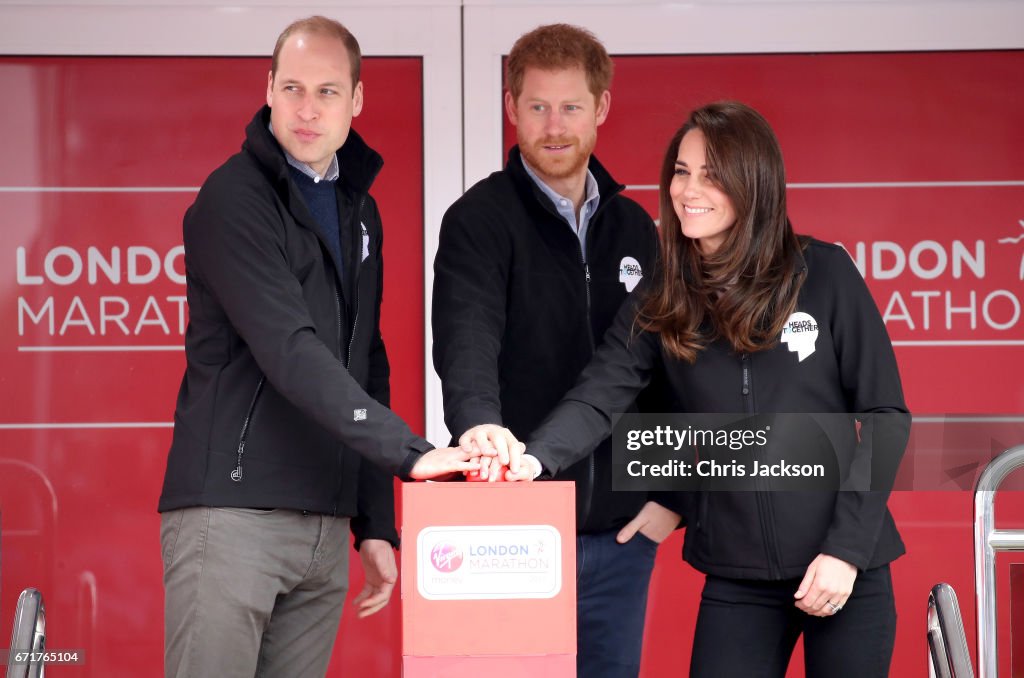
521, 156, 600, 262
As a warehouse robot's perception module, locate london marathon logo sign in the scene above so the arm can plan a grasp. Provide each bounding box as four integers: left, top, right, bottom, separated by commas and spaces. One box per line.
838, 226, 1024, 343
417, 525, 562, 600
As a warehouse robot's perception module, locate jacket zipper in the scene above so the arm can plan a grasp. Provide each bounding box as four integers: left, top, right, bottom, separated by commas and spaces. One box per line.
331, 195, 367, 515
743, 354, 785, 576
337, 287, 346, 364
532, 181, 616, 530
232, 376, 266, 482
346, 300, 359, 369
580, 247, 595, 529
345, 196, 366, 369
740, 354, 753, 414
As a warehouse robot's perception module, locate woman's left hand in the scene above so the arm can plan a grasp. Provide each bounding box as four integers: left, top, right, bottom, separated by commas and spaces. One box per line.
793, 553, 857, 617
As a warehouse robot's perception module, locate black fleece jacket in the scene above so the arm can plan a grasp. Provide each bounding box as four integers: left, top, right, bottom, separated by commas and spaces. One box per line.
158, 106, 432, 547
528, 239, 909, 578
433, 148, 680, 533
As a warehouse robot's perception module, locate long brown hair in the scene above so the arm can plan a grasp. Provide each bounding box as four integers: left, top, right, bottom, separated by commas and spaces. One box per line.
638, 101, 806, 362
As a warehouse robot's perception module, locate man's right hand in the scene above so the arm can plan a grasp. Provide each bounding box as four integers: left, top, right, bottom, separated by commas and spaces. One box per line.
409, 447, 482, 480
458, 424, 524, 479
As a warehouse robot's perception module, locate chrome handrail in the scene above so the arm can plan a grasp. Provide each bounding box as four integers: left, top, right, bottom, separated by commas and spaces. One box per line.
7, 587, 46, 678
928, 582, 974, 678
974, 444, 1024, 677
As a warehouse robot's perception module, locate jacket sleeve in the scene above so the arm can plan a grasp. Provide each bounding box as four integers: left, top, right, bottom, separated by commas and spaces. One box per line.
431, 200, 511, 439
184, 176, 432, 479
352, 204, 400, 548
352, 462, 399, 549
818, 247, 910, 570
528, 293, 661, 476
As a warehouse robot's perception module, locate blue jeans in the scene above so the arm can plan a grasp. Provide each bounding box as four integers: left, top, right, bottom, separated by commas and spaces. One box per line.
577, 529, 659, 678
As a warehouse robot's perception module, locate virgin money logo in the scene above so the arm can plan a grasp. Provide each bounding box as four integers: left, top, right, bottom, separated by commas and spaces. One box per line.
429, 543, 464, 573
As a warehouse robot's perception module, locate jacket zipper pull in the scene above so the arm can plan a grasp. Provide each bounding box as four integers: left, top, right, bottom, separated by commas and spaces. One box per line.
741, 354, 750, 395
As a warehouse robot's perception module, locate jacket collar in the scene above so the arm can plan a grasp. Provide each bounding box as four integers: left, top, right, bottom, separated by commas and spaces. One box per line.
243, 106, 383, 196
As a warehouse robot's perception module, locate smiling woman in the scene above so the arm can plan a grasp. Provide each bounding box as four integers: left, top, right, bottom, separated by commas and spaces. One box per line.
525, 100, 911, 678
670, 128, 737, 255
645, 102, 804, 363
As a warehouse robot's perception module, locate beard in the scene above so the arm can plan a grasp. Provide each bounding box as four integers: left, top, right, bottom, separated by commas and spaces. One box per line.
518, 130, 596, 184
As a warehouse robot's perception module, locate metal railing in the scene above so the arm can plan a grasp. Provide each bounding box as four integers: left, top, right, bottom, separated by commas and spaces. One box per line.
7, 587, 46, 678
928, 582, 975, 678
974, 444, 1024, 677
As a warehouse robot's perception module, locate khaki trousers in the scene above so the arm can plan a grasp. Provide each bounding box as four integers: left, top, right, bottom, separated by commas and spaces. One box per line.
161, 507, 350, 678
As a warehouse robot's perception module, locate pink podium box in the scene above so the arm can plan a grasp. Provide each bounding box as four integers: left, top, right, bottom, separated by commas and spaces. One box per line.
401, 481, 576, 677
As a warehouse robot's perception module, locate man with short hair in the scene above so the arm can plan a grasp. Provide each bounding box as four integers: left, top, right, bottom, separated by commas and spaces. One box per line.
432, 23, 683, 677
158, 16, 476, 677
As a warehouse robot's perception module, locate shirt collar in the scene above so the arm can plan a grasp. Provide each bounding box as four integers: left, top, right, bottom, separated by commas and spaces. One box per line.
520, 156, 600, 216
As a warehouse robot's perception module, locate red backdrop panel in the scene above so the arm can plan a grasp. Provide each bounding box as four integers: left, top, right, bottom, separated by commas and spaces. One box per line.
504, 50, 1024, 677
0, 56, 423, 676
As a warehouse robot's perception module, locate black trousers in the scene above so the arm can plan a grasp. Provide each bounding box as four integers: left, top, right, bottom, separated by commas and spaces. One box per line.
689, 565, 896, 678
